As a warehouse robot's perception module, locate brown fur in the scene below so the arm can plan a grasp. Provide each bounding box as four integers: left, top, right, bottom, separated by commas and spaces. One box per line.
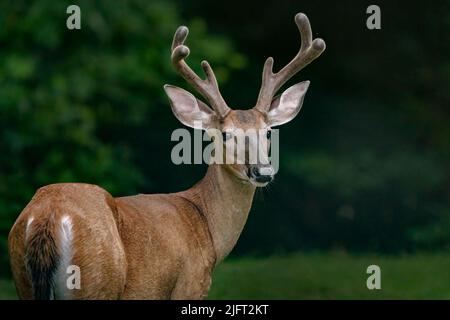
7, 90, 309, 299
8, 161, 256, 299
8, 11, 325, 299
7, 80, 308, 299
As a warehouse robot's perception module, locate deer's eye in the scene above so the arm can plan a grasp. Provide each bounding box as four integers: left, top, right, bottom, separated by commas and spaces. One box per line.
266, 130, 272, 139
222, 132, 232, 141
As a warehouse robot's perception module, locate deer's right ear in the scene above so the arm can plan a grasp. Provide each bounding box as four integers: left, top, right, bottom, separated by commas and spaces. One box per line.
164, 85, 217, 130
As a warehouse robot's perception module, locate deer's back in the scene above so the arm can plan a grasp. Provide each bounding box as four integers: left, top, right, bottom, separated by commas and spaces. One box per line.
9, 183, 215, 299
115, 193, 216, 299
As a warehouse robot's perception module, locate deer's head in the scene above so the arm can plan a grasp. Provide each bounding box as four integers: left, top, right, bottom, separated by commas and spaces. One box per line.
164, 13, 325, 187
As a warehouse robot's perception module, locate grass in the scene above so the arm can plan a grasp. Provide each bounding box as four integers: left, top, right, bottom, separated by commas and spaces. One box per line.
0, 278, 16, 300
1, 252, 450, 299
208, 252, 450, 299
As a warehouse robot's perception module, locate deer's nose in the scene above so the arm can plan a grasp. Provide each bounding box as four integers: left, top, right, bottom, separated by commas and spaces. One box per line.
249, 166, 274, 183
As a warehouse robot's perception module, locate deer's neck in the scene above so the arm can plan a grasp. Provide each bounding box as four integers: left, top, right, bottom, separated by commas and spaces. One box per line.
182, 165, 256, 263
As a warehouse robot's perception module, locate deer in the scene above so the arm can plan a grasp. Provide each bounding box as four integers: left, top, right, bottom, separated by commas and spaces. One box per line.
8, 12, 325, 300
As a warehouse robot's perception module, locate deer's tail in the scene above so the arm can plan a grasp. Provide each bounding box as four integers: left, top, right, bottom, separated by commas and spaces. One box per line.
25, 212, 60, 300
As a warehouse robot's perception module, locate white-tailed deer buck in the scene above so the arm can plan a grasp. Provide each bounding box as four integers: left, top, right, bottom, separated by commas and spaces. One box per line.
8, 13, 325, 299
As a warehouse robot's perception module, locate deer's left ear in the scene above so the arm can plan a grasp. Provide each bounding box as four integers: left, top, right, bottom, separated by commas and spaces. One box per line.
267, 81, 310, 126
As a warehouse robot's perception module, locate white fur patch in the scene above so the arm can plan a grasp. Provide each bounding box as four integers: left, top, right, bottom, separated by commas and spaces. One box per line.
25, 217, 34, 241
54, 215, 74, 299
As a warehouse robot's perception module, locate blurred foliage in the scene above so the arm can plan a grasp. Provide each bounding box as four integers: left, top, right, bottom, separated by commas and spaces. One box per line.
177, 0, 450, 256
0, 0, 244, 275
0, 0, 449, 279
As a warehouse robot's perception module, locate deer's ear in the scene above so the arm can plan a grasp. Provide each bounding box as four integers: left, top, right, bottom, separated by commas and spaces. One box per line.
164, 85, 216, 130
267, 81, 310, 126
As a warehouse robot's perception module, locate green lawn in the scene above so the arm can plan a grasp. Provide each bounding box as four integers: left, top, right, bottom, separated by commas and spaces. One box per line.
0, 279, 16, 300
1, 252, 450, 299
208, 252, 450, 299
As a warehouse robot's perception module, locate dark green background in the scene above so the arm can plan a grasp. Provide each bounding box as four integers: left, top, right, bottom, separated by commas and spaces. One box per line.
0, 0, 449, 289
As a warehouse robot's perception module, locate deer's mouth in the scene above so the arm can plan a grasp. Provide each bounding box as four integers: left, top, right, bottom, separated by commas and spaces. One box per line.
249, 179, 271, 187
247, 165, 274, 187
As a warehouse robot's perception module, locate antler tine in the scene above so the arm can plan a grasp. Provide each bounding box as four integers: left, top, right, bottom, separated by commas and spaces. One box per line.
255, 13, 326, 113
171, 26, 230, 118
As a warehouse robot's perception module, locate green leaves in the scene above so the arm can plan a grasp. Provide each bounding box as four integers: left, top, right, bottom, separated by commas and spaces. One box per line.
287, 150, 445, 199
0, 0, 245, 276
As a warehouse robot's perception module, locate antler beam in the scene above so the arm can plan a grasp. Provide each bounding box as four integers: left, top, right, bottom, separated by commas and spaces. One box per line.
171, 26, 230, 118
255, 13, 326, 112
